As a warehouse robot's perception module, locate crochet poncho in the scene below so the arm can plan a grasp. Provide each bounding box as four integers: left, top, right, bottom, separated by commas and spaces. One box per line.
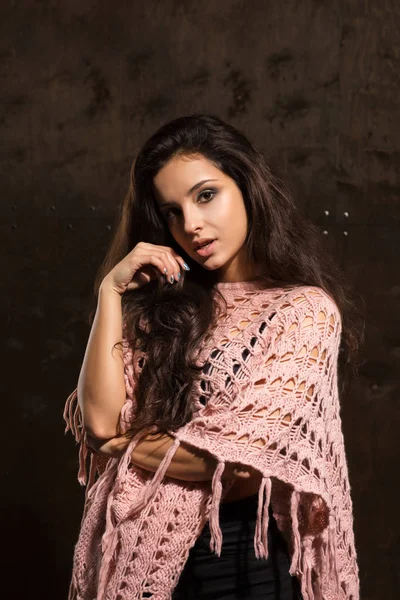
63, 281, 360, 600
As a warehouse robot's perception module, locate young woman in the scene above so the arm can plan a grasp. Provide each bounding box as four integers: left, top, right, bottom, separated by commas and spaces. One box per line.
66, 114, 364, 600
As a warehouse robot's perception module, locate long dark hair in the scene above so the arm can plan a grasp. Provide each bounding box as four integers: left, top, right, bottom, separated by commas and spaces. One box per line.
91, 114, 365, 440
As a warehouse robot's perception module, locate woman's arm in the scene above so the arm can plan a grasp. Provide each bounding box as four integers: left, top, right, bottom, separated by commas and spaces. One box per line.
77, 280, 126, 439
87, 432, 253, 482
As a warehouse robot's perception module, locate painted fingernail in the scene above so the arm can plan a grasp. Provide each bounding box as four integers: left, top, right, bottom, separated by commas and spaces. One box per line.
177, 272, 181, 280
164, 267, 168, 274
183, 262, 190, 270
169, 275, 174, 284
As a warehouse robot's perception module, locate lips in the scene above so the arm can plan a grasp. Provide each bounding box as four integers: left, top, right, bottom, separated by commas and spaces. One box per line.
194, 239, 216, 257
193, 238, 215, 250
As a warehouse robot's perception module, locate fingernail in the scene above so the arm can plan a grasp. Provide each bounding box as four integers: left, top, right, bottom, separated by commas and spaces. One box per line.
177, 272, 181, 280
169, 275, 174, 284
183, 262, 190, 270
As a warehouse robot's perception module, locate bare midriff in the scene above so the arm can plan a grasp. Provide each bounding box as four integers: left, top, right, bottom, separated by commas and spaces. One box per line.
221, 470, 263, 503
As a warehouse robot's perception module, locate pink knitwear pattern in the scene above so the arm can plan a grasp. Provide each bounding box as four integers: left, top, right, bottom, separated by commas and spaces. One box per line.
64, 282, 360, 600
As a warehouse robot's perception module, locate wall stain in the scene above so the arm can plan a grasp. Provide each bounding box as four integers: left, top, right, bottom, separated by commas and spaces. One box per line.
126, 50, 154, 81
134, 94, 173, 123
367, 149, 400, 162
0, 94, 31, 126
336, 180, 362, 192
83, 60, 112, 118
375, 180, 400, 194
359, 359, 396, 388
288, 150, 311, 167
266, 48, 294, 81
265, 93, 309, 122
180, 68, 210, 87
8, 147, 28, 163
223, 62, 252, 117
49, 148, 89, 170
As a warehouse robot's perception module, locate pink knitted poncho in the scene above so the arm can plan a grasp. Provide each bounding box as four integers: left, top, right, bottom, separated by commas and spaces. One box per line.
63, 281, 360, 600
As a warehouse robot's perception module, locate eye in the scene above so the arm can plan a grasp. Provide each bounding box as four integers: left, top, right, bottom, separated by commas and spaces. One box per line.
198, 189, 217, 202
163, 208, 178, 221
162, 189, 217, 221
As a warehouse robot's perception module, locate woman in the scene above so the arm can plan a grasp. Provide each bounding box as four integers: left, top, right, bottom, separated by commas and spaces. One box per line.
64, 114, 364, 600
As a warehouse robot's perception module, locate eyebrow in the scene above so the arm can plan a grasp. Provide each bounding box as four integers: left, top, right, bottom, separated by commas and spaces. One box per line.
159, 179, 219, 209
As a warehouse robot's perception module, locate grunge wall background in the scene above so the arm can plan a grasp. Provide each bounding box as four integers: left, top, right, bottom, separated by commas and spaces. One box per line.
2, 1, 399, 598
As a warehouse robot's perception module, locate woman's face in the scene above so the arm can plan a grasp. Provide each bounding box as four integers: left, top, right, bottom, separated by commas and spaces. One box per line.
153, 153, 259, 282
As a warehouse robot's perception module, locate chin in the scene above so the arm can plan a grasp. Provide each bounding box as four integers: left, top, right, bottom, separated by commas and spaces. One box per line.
199, 256, 223, 270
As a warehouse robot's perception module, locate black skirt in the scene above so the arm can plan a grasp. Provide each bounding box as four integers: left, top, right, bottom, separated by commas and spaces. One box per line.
172, 492, 303, 600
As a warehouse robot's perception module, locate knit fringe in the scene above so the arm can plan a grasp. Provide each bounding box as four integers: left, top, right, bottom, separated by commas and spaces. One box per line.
87, 452, 98, 491
254, 475, 272, 559
97, 436, 182, 600
287, 487, 341, 600
63, 388, 88, 484
67, 579, 76, 600
207, 469, 274, 562
63, 388, 80, 437
63, 386, 102, 495
327, 513, 341, 594
289, 489, 302, 575
208, 460, 226, 556
77, 440, 88, 486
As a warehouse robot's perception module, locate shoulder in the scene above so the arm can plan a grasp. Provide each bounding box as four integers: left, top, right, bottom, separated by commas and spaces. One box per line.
282, 285, 340, 316
258, 285, 342, 335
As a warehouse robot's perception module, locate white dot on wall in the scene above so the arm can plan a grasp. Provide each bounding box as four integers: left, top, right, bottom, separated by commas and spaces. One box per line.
343, 231, 348, 236
323, 230, 328, 235
324, 210, 329, 216
344, 212, 349, 217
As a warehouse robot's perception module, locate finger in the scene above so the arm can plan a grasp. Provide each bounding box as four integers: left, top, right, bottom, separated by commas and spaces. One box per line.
160, 250, 177, 282
159, 251, 184, 283
141, 253, 170, 279
140, 244, 186, 282
166, 250, 188, 280
149, 244, 188, 274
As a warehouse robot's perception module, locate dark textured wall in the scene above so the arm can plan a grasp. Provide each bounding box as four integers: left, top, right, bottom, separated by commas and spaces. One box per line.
2, 1, 399, 598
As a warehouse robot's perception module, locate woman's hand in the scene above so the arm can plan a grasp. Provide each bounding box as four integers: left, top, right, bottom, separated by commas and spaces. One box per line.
101, 241, 190, 295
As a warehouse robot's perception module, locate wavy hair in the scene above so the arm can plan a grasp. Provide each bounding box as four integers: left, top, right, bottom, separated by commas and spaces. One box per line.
90, 114, 365, 440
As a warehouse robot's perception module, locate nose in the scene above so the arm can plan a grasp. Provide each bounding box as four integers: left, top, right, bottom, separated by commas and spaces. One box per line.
181, 204, 204, 236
